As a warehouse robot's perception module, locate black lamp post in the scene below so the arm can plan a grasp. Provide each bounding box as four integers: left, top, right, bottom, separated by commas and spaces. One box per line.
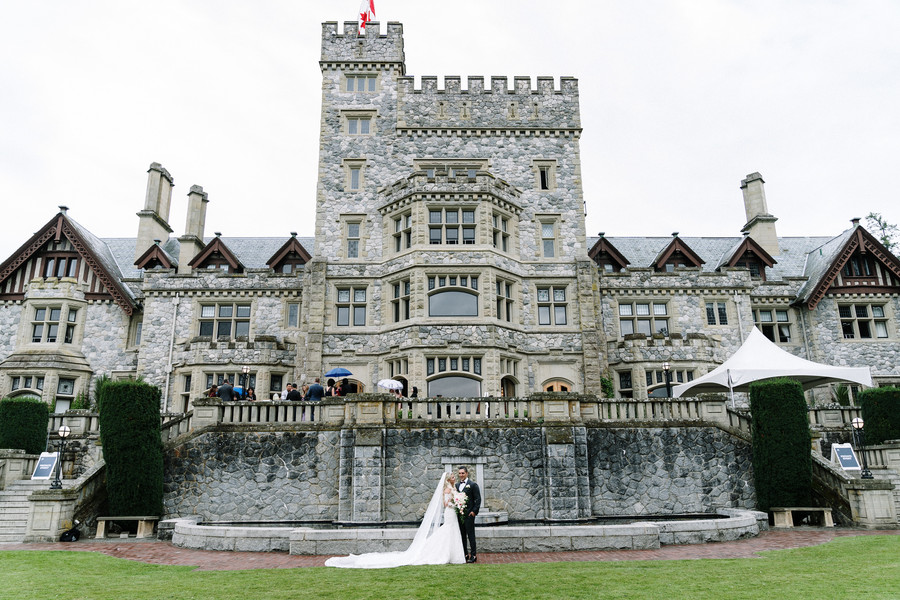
50, 424, 71, 490
663, 362, 672, 398
851, 417, 874, 479
241, 365, 251, 398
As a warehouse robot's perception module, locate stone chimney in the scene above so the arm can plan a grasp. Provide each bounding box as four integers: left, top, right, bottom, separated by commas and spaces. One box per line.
740, 172, 780, 256
135, 163, 175, 262
177, 185, 209, 274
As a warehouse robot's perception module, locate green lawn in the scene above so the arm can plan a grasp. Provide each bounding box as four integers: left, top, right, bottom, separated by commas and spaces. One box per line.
2, 536, 899, 600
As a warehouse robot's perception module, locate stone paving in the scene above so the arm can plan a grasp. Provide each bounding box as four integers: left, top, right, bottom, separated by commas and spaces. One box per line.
1, 528, 898, 571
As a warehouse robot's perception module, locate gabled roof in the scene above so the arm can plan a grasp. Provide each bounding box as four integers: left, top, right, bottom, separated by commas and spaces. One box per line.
134, 241, 176, 270
717, 235, 777, 270
0, 211, 138, 315
588, 236, 630, 270
188, 236, 245, 271
652, 236, 705, 269
796, 224, 900, 309
266, 235, 312, 268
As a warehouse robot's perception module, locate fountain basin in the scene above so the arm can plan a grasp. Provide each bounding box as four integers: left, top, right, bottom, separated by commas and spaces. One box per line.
167, 509, 767, 555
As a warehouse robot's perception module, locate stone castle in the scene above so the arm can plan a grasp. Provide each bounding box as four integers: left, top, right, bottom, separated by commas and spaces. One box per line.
1, 20, 899, 410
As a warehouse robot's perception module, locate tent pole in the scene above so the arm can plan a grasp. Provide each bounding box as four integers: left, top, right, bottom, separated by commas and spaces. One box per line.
727, 368, 735, 410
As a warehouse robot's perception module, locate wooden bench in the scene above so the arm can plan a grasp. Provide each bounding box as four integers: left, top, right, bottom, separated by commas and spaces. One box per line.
770, 507, 834, 528
95, 516, 160, 539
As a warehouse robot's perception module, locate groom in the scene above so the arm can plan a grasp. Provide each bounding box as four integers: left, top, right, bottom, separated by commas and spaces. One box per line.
456, 466, 481, 563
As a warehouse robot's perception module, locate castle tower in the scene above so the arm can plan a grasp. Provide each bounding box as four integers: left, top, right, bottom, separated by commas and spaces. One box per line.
305, 21, 602, 396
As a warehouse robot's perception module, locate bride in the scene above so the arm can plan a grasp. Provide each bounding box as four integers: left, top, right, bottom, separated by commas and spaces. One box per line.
325, 471, 466, 568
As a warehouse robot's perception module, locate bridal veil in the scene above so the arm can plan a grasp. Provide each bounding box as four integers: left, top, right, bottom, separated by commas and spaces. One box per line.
324, 472, 452, 568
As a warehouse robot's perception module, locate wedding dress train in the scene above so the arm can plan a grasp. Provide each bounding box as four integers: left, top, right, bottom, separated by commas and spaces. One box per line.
325, 473, 466, 568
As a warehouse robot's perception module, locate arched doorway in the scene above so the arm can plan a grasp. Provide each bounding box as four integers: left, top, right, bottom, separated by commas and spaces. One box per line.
500, 376, 517, 398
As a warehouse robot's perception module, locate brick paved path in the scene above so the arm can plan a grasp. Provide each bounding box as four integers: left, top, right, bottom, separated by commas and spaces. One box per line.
1, 528, 897, 571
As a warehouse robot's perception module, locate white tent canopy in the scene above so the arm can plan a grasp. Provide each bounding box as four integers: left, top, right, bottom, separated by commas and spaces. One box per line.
673, 327, 873, 398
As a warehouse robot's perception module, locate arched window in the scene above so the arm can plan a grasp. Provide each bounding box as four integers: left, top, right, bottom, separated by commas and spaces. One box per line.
429, 290, 478, 317
427, 375, 481, 398
543, 379, 571, 392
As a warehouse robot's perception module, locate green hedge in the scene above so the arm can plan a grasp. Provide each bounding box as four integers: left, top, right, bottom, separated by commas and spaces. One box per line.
858, 387, 900, 445
97, 381, 163, 517
0, 396, 49, 454
750, 378, 812, 511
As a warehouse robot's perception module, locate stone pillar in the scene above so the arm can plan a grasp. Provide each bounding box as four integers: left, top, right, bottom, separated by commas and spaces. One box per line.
543, 426, 591, 520
190, 398, 222, 430
24, 489, 77, 542
350, 428, 384, 522
846, 479, 898, 528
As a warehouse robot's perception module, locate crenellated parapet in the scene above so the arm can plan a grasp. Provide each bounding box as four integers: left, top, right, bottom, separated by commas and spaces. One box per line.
397, 75, 581, 131
320, 21, 405, 69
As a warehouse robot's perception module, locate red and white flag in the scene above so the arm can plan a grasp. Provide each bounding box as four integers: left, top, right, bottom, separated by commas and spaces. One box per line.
358, 0, 375, 34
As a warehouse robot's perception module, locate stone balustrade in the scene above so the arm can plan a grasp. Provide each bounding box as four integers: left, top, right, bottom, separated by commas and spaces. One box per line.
0, 450, 39, 489
808, 406, 862, 429
188, 394, 734, 430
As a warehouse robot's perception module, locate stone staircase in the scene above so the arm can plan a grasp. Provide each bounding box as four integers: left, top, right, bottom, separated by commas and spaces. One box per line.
0, 480, 48, 542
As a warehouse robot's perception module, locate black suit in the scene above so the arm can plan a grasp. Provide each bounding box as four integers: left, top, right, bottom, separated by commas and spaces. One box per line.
457, 479, 481, 559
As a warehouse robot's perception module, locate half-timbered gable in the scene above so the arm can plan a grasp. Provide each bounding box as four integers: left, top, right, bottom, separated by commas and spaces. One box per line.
187, 236, 244, 273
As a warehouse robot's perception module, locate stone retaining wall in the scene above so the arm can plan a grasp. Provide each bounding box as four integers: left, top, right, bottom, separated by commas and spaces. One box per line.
163, 424, 756, 523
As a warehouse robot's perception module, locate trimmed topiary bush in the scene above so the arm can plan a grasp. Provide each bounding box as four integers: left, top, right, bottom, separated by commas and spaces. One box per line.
97, 380, 163, 517
749, 378, 812, 511
858, 387, 900, 445
0, 396, 50, 454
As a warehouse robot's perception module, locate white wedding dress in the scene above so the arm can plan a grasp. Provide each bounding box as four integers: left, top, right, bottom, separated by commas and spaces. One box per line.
325, 473, 466, 568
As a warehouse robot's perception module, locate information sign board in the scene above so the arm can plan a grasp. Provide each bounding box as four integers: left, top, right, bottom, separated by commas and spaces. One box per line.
31, 452, 59, 479
830, 443, 861, 471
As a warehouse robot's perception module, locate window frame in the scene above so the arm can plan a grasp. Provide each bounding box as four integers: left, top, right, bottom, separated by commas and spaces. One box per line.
753, 307, 793, 344
344, 73, 377, 93
343, 110, 376, 136
838, 302, 890, 340
538, 217, 559, 259
392, 278, 411, 323
198, 302, 252, 340
533, 159, 558, 191
428, 206, 477, 246
705, 301, 729, 326
343, 159, 366, 192
618, 301, 670, 337
336, 286, 367, 327
536, 285, 568, 326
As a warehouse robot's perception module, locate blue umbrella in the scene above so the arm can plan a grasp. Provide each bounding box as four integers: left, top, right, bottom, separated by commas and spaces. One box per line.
325, 367, 353, 378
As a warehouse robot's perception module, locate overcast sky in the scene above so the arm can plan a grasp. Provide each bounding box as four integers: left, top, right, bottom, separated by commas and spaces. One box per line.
2, 1, 899, 262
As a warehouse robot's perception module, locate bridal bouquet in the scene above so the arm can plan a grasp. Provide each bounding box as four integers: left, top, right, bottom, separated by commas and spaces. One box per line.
451, 490, 467, 522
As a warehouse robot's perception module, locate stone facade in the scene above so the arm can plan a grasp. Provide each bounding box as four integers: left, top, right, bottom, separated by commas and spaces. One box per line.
1, 20, 899, 409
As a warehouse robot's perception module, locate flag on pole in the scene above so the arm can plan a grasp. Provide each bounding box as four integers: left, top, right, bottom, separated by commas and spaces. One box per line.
358, 0, 375, 34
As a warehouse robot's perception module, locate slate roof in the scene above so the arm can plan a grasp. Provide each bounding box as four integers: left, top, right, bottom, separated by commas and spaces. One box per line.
103, 236, 315, 279
588, 235, 835, 285
794, 227, 856, 303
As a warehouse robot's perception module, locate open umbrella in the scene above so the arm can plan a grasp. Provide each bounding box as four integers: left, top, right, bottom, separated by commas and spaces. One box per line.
377, 379, 404, 390
325, 368, 353, 378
